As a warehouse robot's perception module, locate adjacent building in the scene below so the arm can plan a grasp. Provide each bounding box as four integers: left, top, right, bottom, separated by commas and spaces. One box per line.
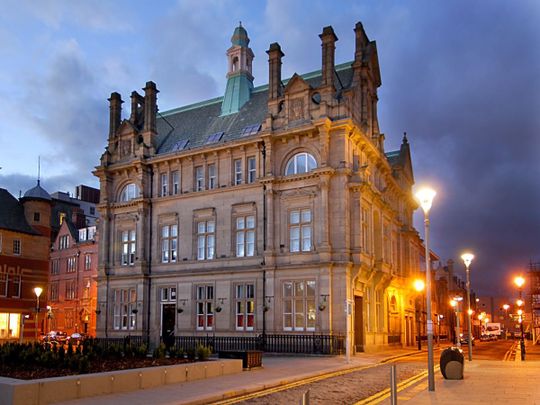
0, 183, 51, 342
94, 22, 429, 352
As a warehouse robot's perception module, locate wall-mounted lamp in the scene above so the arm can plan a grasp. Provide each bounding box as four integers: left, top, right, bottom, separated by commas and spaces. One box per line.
319, 294, 329, 311
177, 299, 188, 313
216, 298, 226, 313
131, 308, 138, 314
264, 296, 274, 312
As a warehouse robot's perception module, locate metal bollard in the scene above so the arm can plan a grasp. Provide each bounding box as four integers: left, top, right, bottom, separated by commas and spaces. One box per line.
390, 364, 397, 405
300, 389, 310, 405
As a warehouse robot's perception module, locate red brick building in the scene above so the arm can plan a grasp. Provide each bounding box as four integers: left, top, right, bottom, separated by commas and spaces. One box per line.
0, 183, 51, 342
49, 221, 98, 336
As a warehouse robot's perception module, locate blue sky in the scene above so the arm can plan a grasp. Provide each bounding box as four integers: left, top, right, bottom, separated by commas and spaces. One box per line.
0, 0, 538, 295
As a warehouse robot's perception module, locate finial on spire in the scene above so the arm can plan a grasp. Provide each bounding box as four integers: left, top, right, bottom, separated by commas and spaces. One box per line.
37, 156, 41, 185
402, 132, 408, 144
239, 21, 242, 27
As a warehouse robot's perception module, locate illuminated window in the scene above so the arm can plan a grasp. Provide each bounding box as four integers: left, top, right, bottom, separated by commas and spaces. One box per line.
283, 280, 316, 331
235, 283, 255, 331
84, 255, 91, 270
236, 216, 255, 257
0, 313, 21, 339
120, 183, 139, 202
285, 153, 317, 176
289, 209, 312, 252
67, 257, 76, 273
196, 285, 214, 331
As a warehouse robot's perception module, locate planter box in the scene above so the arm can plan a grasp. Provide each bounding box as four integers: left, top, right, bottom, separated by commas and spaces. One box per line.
0, 359, 242, 405
218, 350, 263, 369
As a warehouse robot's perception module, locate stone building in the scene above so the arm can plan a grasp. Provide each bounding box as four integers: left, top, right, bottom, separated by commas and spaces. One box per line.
94, 22, 426, 352
0, 183, 51, 341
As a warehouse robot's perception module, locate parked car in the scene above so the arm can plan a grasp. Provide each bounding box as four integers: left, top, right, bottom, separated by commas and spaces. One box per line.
460, 333, 475, 346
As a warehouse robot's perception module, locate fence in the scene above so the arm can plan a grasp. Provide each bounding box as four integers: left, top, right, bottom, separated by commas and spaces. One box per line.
172, 334, 345, 355
94, 335, 146, 350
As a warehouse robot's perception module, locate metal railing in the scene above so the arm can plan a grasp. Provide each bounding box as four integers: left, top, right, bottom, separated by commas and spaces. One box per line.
171, 333, 345, 355
94, 335, 146, 350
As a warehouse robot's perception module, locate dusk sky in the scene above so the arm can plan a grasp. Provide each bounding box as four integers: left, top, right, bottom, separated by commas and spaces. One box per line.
0, 1, 538, 297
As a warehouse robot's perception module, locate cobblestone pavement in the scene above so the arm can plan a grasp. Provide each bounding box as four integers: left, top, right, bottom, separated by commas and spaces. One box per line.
236, 361, 426, 405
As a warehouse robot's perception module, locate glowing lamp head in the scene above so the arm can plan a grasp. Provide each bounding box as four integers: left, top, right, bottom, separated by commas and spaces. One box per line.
33, 287, 43, 298
450, 300, 457, 308
461, 252, 474, 268
503, 304, 510, 311
517, 309, 523, 316
517, 299, 524, 307
478, 314, 483, 320
413, 279, 425, 292
414, 187, 436, 214
514, 276, 525, 289
468, 309, 473, 315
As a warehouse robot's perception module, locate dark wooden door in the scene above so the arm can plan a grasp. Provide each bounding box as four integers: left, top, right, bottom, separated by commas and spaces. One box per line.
162, 304, 176, 348
354, 296, 364, 352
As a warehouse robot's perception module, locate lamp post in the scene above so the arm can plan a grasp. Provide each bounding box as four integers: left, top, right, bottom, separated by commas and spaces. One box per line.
414, 279, 425, 350
415, 187, 436, 392
461, 252, 474, 361
450, 297, 463, 347
514, 276, 526, 360
33, 287, 43, 341
502, 304, 510, 339
438, 314, 444, 347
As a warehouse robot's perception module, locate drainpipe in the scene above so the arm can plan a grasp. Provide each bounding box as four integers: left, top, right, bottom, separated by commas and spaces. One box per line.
146, 167, 154, 346
261, 142, 267, 349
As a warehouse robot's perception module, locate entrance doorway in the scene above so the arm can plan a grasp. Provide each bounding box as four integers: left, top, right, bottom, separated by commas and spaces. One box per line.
161, 304, 176, 348
354, 296, 364, 352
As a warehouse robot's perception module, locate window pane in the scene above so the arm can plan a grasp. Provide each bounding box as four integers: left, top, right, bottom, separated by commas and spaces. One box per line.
246, 216, 255, 228
198, 222, 206, 233
283, 282, 292, 297
207, 221, 215, 233
306, 281, 316, 297
307, 154, 317, 171
290, 211, 300, 224
247, 284, 254, 298
236, 284, 243, 298
295, 282, 304, 296
284, 314, 292, 328
171, 225, 178, 237
301, 209, 311, 223
236, 217, 245, 229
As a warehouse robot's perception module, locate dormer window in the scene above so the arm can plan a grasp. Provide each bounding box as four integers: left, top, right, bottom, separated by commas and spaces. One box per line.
120, 183, 139, 202
285, 153, 317, 176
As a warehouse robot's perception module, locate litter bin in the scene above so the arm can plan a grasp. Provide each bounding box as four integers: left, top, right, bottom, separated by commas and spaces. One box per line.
440, 347, 464, 380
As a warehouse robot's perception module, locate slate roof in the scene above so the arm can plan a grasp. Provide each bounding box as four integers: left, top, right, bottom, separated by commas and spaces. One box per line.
0, 188, 39, 235
23, 180, 52, 201
155, 62, 355, 156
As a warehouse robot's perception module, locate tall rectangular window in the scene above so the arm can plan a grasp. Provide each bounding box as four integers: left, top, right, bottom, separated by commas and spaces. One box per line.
197, 220, 215, 260
160, 173, 169, 197
236, 216, 255, 257
236, 283, 255, 331
84, 254, 91, 270
65, 310, 74, 329
51, 260, 60, 275
247, 157, 256, 183
366, 287, 372, 332
172, 170, 180, 195
283, 280, 316, 331
361, 208, 370, 254
66, 280, 76, 300
67, 256, 76, 273
121, 230, 136, 266
0, 273, 7, 297
289, 209, 312, 252
161, 224, 178, 263
376, 290, 384, 331
196, 285, 214, 330
113, 288, 136, 330
208, 164, 217, 189
13, 239, 21, 255
49, 282, 59, 301
195, 166, 204, 191
234, 159, 242, 185
10, 275, 21, 298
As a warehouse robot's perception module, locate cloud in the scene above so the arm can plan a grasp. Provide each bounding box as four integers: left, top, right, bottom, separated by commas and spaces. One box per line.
0, 172, 96, 199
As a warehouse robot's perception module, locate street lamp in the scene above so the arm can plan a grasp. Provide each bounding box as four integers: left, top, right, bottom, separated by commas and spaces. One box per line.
415, 187, 436, 391
502, 304, 510, 339
461, 252, 474, 361
414, 279, 425, 350
514, 276, 526, 360
33, 287, 43, 341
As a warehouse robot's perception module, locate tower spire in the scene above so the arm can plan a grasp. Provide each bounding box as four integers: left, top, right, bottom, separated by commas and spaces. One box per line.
37, 156, 41, 185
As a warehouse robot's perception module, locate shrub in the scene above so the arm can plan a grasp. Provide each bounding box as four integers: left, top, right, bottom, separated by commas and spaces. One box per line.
196, 344, 212, 361
153, 343, 166, 359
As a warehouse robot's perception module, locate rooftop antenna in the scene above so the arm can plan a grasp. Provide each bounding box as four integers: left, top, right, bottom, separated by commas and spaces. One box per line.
37, 156, 41, 186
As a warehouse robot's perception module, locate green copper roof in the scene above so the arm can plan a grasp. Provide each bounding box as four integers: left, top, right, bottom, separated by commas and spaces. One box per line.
221, 73, 254, 116
231, 24, 249, 47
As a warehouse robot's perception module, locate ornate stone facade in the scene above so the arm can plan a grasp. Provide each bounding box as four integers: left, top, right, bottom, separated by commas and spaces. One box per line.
94, 22, 425, 352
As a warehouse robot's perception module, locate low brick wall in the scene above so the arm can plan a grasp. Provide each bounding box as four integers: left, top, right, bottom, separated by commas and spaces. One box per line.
0, 359, 242, 405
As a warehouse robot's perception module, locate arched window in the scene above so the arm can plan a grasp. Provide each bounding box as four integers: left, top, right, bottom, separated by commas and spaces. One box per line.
232, 57, 239, 72
120, 183, 139, 202
285, 153, 317, 176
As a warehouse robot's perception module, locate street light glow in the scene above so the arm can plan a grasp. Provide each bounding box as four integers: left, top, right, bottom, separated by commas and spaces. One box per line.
503, 304, 510, 311
468, 309, 473, 315
514, 276, 525, 289
461, 252, 474, 267
450, 299, 457, 308
414, 279, 425, 292
33, 287, 43, 298
414, 187, 436, 214
517, 299, 524, 307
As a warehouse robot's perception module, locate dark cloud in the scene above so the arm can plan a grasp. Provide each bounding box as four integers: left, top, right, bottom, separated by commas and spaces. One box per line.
0, 172, 97, 199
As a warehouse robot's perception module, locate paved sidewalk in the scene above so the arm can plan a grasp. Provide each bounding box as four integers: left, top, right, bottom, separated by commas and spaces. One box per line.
58, 347, 418, 405
390, 340, 540, 405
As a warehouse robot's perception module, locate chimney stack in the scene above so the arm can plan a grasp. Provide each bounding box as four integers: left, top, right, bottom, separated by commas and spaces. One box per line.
319, 26, 338, 88
266, 42, 284, 100
143, 81, 159, 134
130, 91, 144, 124
108, 92, 123, 138
354, 22, 369, 64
